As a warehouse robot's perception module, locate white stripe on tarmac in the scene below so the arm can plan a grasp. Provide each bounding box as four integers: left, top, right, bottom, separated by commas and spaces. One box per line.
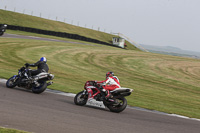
46, 88, 76, 97
0, 79, 7, 83
0, 78, 199, 122
168, 114, 200, 122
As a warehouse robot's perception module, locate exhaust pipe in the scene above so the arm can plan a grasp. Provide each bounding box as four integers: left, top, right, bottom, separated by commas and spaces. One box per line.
47, 81, 53, 86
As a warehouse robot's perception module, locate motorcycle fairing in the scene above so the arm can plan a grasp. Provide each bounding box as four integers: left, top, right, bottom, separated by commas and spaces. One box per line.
86, 86, 101, 99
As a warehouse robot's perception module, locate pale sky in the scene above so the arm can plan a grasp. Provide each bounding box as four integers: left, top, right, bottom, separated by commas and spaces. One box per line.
1, 0, 200, 52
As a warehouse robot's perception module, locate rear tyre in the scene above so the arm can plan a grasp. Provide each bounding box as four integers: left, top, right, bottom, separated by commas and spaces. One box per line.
107, 97, 127, 113
0, 32, 4, 36
6, 76, 18, 88
32, 81, 47, 94
74, 91, 88, 106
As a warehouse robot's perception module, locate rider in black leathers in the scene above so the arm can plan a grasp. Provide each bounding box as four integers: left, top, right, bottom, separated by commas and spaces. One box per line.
25, 57, 49, 76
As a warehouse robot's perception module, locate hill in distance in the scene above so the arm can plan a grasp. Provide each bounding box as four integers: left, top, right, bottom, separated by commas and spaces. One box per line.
0, 9, 139, 50
140, 44, 200, 59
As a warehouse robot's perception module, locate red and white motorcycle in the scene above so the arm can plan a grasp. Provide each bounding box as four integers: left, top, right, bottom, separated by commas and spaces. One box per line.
74, 81, 133, 113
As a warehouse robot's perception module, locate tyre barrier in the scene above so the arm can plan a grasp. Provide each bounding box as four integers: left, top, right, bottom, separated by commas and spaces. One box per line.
3, 24, 121, 48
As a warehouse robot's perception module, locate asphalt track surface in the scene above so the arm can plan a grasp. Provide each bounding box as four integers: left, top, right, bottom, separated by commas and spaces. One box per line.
1, 34, 200, 133
1, 81, 200, 133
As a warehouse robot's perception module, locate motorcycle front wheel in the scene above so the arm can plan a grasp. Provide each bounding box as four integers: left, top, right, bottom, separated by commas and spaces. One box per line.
6, 76, 18, 88
74, 91, 88, 106
107, 96, 127, 113
32, 81, 47, 94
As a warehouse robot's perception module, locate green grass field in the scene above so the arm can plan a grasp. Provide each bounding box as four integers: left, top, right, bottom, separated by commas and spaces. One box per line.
0, 37, 200, 119
0, 127, 28, 133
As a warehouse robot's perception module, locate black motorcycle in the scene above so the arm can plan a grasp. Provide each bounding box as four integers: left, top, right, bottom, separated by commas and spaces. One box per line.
0, 24, 7, 36
74, 81, 133, 113
6, 65, 54, 94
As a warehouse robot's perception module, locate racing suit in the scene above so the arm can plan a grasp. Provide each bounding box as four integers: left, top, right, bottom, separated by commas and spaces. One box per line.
27, 61, 49, 76
97, 76, 121, 98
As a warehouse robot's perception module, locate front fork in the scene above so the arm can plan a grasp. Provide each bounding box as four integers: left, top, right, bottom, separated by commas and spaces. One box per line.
80, 90, 88, 99
12, 75, 20, 84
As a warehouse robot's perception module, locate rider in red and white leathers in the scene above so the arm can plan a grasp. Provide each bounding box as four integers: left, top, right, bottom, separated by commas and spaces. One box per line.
97, 72, 121, 98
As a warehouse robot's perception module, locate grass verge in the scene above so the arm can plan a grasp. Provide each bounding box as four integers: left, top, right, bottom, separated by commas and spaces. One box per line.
0, 127, 28, 133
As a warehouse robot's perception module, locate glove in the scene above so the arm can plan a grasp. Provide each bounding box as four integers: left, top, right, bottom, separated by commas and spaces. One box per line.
25, 63, 30, 67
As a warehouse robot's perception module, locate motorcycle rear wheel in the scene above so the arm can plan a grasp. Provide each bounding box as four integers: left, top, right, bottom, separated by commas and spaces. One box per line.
0, 32, 4, 36
6, 76, 18, 88
32, 81, 47, 94
107, 97, 127, 113
74, 91, 88, 106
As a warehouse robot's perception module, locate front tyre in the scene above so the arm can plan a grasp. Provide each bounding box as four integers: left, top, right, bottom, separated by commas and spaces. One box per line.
32, 81, 47, 94
6, 76, 18, 88
107, 97, 127, 113
74, 91, 88, 106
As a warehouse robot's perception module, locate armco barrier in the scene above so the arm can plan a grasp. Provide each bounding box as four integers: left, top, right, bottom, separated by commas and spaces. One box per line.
4, 24, 121, 48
